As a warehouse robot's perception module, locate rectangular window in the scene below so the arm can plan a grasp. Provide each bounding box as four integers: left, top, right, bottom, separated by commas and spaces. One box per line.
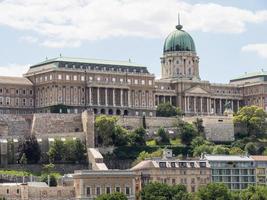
141, 80, 145, 85
116, 187, 120, 192
134, 79, 138, 84
66, 75, 70, 80
6, 97, 10, 105
86, 187, 91, 196
81, 75, 85, 81
106, 187, 111, 194
96, 187, 101, 196
50, 74, 53, 80
74, 75, 77, 81
125, 187, 130, 196
0, 88, 2, 93
0, 97, 3, 105
58, 74, 62, 80
148, 80, 152, 85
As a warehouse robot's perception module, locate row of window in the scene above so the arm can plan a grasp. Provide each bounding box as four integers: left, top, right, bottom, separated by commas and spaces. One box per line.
36, 74, 154, 86
60, 63, 147, 74
0, 97, 34, 107
86, 186, 131, 197
158, 161, 207, 168
0, 88, 33, 96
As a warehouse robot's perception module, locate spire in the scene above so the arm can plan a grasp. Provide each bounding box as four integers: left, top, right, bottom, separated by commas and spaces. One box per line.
176, 12, 183, 30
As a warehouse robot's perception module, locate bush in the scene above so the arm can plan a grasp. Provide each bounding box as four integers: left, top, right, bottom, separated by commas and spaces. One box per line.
155, 127, 170, 145
18, 136, 41, 164
156, 102, 181, 117
40, 174, 57, 187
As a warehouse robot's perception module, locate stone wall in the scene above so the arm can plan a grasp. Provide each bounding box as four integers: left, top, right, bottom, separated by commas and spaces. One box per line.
31, 113, 83, 135
0, 115, 31, 137
118, 115, 234, 142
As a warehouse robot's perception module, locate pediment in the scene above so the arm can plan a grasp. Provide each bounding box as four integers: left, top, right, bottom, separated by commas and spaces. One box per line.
185, 86, 209, 95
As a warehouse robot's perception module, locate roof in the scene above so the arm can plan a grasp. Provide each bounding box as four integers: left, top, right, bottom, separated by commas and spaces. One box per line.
30, 56, 145, 68
231, 71, 267, 81
251, 156, 267, 161
204, 155, 253, 162
0, 76, 32, 86
163, 25, 196, 53
27, 182, 48, 187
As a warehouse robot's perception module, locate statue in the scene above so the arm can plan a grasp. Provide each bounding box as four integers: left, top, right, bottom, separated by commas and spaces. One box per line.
223, 100, 233, 116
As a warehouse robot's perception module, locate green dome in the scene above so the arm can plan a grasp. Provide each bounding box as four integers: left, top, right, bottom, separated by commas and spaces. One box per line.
163, 25, 196, 53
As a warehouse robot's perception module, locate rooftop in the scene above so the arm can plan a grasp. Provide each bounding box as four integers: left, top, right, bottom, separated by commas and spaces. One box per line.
230, 70, 267, 81
0, 76, 32, 86
30, 56, 145, 68
203, 155, 253, 162
251, 156, 267, 161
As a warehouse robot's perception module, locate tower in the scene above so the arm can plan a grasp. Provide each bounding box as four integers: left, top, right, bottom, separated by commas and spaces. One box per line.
161, 16, 200, 80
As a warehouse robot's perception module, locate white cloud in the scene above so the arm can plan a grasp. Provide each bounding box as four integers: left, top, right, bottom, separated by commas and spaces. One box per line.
0, 64, 29, 76
242, 43, 267, 59
0, 0, 266, 48
19, 36, 38, 44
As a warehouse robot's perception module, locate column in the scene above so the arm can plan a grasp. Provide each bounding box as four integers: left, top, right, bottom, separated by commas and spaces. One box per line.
80, 179, 84, 197
120, 89, 123, 107
207, 98, 209, 114
157, 96, 160, 105
219, 99, 222, 115
194, 97, 196, 113
231, 100, 234, 111
170, 96, 172, 105
113, 88, 116, 106
128, 90, 131, 107
105, 88, 108, 106
200, 97, 203, 114
164, 96, 166, 103
97, 87, 100, 106
89, 87, 92, 105
184, 96, 187, 112
237, 100, 240, 111
187, 96, 190, 112
214, 99, 216, 114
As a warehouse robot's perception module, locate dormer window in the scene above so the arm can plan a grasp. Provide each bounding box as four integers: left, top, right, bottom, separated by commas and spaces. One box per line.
159, 162, 167, 168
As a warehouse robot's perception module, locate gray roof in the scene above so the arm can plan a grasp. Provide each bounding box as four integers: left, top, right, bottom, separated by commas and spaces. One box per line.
0, 76, 32, 86
231, 70, 267, 81
204, 155, 253, 162
30, 56, 145, 68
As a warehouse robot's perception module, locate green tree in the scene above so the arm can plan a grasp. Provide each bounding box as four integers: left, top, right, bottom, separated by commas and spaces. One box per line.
234, 106, 267, 137
133, 149, 163, 166
18, 136, 41, 164
240, 185, 267, 200
40, 174, 57, 187
229, 147, 245, 155
178, 120, 198, 146
113, 126, 129, 146
95, 115, 118, 146
141, 182, 192, 200
197, 183, 232, 200
193, 118, 205, 135
245, 142, 258, 155
129, 127, 146, 146
156, 127, 170, 145
74, 139, 87, 162
47, 139, 65, 163
156, 102, 180, 117
193, 144, 214, 157
42, 163, 55, 174
212, 145, 230, 155
96, 192, 127, 200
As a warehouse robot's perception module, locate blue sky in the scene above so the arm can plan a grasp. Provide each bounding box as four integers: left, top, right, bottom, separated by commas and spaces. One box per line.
0, 0, 267, 83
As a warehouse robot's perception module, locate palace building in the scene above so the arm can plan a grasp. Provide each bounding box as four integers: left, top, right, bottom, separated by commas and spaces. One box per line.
0, 21, 266, 116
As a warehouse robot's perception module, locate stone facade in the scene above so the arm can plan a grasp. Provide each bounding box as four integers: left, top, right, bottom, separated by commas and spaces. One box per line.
0, 182, 75, 200
0, 24, 267, 116
73, 170, 136, 200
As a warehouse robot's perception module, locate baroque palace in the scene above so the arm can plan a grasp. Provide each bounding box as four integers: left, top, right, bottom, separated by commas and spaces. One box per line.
0, 22, 266, 116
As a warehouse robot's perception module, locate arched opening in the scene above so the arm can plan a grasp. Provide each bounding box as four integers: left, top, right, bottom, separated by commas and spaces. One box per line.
123, 110, 128, 116
116, 109, 121, 115
100, 109, 106, 114
93, 108, 98, 114
108, 109, 113, 115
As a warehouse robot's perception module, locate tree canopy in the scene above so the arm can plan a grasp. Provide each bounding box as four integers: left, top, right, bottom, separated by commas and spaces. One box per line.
95, 192, 127, 200
234, 106, 267, 136
18, 136, 41, 164
156, 102, 182, 117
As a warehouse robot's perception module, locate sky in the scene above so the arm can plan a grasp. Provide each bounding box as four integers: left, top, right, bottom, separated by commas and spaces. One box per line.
0, 0, 267, 83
